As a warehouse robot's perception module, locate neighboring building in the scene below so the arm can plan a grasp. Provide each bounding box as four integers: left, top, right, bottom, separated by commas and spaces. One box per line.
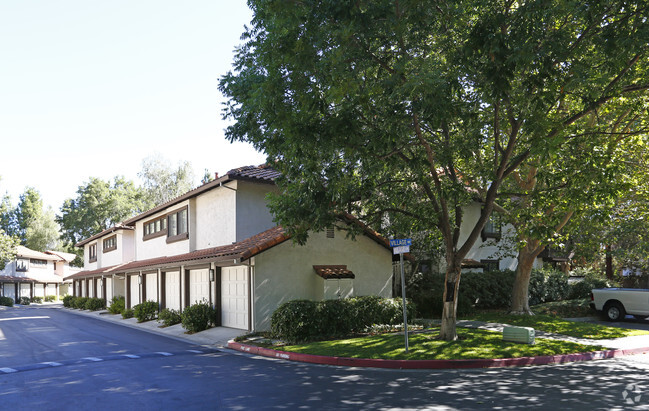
0, 246, 78, 302
65, 165, 394, 332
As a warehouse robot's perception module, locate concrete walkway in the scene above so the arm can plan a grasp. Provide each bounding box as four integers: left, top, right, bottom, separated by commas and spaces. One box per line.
39, 304, 246, 348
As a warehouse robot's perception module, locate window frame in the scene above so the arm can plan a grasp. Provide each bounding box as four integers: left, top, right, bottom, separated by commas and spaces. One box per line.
166, 206, 189, 244
480, 259, 500, 273
16, 258, 29, 272
481, 212, 502, 241
89, 243, 97, 263
103, 235, 117, 253
142, 215, 168, 241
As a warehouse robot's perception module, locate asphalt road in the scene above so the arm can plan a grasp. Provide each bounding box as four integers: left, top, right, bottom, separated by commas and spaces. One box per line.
1, 305, 649, 410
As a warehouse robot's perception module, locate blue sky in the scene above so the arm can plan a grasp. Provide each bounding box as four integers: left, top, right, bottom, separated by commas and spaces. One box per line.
0, 1, 265, 210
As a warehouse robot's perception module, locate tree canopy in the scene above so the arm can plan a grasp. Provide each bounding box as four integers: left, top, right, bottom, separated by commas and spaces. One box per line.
221, 0, 649, 340
138, 154, 195, 206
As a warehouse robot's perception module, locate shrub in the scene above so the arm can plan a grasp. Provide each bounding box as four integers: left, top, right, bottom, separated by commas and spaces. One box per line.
0, 296, 14, 307
63, 295, 76, 308
181, 301, 217, 333
20, 296, 31, 305
31, 296, 43, 304
133, 300, 158, 322
85, 297, 106, 311
158, 308, 182, 327
45, 295, 56, 302
122, 308, 134, 319
270, 297, 417, 343
107, 296, 125, 314
73, 297, 89, 309
529, 268, 570, 305
568, 267, 618, 299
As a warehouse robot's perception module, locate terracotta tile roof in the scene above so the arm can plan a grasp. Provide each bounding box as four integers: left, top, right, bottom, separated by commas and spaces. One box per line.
461, 259, 485, 268
226, 164, 280, 183
313, 265, 355, 279
0, 274, 62, 283
65, 226, 290, 279
75, 224, 135, 247
15, 246, 62, 261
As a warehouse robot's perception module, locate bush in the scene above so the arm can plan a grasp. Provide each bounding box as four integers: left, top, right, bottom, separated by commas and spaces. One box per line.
529, 268, 569, 305
181, 301, 217, 333
133, 300, 158, 322
158, 308, 182, 327
568, 267, 618, 299
31, 296, 43, 304
122, 308, 134, 319
45, 295, 56, 302
20, 296, 30, 305
85, 297, 105, 311
63, 295, 76, 308
107, 296, 125, 314
73, 297, 89, 309
0, 296, 14, 307
270, 297, 417, 343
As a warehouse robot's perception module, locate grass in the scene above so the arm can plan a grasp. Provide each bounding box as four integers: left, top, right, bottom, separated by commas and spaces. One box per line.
530, 299, 594, 318
276, 328, 605, 360
465, 312, 649, 339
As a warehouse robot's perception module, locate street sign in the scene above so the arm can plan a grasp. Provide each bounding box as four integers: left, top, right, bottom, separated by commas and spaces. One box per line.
393, 245, 410, 255
389, 239, 412, 247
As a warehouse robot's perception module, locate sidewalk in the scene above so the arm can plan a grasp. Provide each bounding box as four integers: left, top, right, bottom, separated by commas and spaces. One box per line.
49, 304, 246, 348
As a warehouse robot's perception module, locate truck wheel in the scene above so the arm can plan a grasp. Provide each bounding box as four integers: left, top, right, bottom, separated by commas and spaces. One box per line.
604, 302, 625, 321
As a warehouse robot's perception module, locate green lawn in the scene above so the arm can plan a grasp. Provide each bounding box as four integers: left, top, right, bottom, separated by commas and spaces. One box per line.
465, 313, 649, 339
277, 328, 604, 360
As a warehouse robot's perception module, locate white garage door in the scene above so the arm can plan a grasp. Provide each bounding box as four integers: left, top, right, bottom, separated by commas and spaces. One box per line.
165, 271, 180, 311
20, 284, 31, 298
34, 284, 45, 298
189, 269, 210, 306
221, 266, 249, 330
3, 284, 15, 301
145, 273, 157, 303
46, 283, 56, 297
80, 280, 86, 297
130, 275, 140, 306
88, 279, 94, 298
96, 279, 102, 299
105, 278, 113, 302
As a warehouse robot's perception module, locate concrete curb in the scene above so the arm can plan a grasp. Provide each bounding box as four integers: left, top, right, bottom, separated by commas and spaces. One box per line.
227, 341, 649, 369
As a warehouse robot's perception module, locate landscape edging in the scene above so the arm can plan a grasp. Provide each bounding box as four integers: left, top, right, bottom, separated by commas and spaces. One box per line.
226, 341, 649, 369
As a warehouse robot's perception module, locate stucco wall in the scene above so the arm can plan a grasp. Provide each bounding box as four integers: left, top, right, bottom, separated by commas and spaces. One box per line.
251, 229, 393, 331
135, 200, 192, 260
194, 181, 237, 249
235, 182, 278, 242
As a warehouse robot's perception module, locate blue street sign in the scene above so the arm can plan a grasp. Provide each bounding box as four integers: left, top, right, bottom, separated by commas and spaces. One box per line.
389, 239, 412, 247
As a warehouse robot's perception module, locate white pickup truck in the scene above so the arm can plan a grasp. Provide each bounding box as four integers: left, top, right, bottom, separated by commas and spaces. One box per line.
591, 288, 649, 321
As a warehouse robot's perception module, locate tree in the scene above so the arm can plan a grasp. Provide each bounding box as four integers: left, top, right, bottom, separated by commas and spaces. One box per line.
138, 154, 195, 206
220, 1, 649, 340
14, 187, 43, 244
57, 177, 150, 247
24, 207, 63, 252
0, 178, 18, 268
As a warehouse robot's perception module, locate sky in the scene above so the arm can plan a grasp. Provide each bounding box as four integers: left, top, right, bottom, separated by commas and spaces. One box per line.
0, 0, 266, 211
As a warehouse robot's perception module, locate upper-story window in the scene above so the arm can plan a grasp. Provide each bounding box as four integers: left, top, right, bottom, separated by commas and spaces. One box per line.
481, 259, 500, 273
167, 207, 188, 243
143, 215, 167, 241
30, 259, 47, 268
89, 243, 97, 263
481, 212, 502, 241
103, 235, 117, 253
16, 258, 29, 272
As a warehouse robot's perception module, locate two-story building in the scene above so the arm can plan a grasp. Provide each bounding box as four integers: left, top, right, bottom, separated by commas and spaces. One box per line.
0, 246, 78, 302
65, 165, 394, 331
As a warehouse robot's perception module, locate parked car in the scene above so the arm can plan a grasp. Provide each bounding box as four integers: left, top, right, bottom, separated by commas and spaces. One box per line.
590, 288, 649, 321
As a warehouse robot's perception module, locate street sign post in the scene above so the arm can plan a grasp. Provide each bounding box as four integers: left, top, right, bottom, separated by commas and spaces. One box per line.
389, 238, 411, 352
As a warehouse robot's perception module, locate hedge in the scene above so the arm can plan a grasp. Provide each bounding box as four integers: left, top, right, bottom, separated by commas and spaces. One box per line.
133, 301, 158, 322
108, 296, 125, 314
270, 296, 416, 343
0, 296, 14, 307
181, 301, 217, 333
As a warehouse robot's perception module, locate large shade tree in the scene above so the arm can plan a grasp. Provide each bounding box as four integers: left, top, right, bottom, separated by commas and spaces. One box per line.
138, 154, 195, 206
220, 0, 649, 340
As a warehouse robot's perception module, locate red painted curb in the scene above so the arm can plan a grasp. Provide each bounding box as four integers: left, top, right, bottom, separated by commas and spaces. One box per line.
227, 341, 649, 369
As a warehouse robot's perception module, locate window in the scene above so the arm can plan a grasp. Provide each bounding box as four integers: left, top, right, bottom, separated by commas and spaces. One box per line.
30, 259, 47, 267
89, 243, 97, 263
143, 215, 167, 240
481, 212, 502, 241
481, 259, 500, 273
16, 258, 29, 272
326, 227, 335, 238
167, 207, 188, 243
103, 235, 117, 252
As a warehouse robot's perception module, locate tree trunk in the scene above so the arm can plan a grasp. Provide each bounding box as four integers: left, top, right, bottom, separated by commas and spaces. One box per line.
439, 262, 461, 341
605, 245, 614, 280
510, 239, 542, 315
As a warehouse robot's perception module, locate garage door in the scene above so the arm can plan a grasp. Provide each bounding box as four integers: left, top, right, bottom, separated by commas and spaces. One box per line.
96, 279, 102, 299
88, 279, 94, 298
20, 284, 31, 298
105, 278, 113, 302
46, 283, 56, 297
34, 284, 45, 298
3, 284, 15, 302
221, 266, 249, 329
165, 271, 180, 311
145, 273, 157, 303
130, 275, 140, 306
189, 269, 210, 306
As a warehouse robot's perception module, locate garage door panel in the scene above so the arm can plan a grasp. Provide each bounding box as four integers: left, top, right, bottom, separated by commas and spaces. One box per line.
146, 273, 157, 303
130, 275, 140, 306
189, 269, 210, 305
106, 278, 113, 302
221, 266, 248, 330
3, 284, 15, 301
165, 271, 180, 311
